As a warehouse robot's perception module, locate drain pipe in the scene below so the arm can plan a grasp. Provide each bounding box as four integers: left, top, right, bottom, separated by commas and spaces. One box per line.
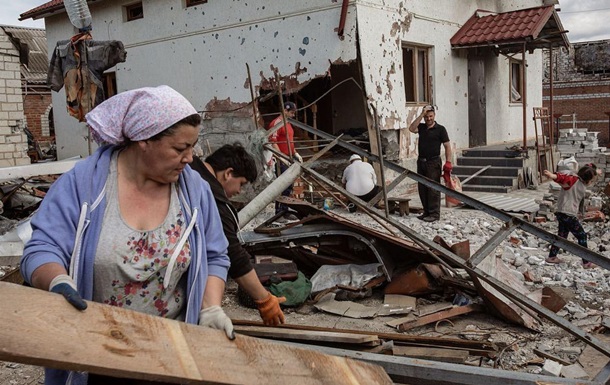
337, 0, 349, 38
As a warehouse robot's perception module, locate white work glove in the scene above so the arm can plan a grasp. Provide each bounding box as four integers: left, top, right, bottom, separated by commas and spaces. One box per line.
293, 153, 303, 163
198, 305, 235, 340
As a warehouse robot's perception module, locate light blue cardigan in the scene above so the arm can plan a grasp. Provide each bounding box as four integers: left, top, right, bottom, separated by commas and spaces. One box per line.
21, 145, 230, 385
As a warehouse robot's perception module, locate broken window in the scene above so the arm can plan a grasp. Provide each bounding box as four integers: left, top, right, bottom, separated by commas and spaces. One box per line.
125, 2, 144, 22
186, 0, 208, 6
402, 44, 430, 104
510, 59, 523, 103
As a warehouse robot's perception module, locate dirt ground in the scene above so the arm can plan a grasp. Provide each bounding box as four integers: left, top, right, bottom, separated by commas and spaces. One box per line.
2, 200, 609, 384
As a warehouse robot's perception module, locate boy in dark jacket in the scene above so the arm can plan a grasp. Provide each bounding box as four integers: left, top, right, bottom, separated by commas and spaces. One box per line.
191, 143, 286, 325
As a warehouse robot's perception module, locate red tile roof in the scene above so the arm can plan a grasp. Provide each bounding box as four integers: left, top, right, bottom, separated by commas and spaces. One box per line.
20, 0, 69, 21
451, 6, 566, 49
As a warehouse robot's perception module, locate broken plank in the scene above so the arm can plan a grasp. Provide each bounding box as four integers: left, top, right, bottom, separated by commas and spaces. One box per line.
0, 282, 392, 385
392, 346, 469, 364
398, 305, 485, 332
232, 319, 498, 355
417, 302, 454, 317
533, 348, 572, 366
234, 325, 380, 345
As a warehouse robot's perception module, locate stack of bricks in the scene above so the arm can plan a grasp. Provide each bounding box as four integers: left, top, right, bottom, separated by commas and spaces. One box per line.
556, 128, 610, 191
0, 29, 30, 167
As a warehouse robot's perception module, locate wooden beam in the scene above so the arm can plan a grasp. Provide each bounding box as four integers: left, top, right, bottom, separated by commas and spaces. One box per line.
234, 325, 380, 345
0, 158, 80, 182
397, 305, 485, 332
0, 282, 392, 385
232, 319, 497, 354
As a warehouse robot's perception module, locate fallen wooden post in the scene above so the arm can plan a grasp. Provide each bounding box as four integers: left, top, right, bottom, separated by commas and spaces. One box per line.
0, 282, 392, 385
397, 304, 485, 332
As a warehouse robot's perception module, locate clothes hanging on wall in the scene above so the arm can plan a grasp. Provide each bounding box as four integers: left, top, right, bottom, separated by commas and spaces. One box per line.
48, 32, 127, 122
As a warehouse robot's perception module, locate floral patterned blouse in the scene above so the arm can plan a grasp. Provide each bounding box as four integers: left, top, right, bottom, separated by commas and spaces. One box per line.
93, 152, 191, 319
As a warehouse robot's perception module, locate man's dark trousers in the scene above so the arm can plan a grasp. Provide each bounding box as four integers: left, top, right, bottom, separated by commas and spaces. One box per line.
417, 157, 442, 219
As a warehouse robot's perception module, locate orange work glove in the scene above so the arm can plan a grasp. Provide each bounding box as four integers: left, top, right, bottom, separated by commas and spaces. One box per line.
255, 293, 286, 326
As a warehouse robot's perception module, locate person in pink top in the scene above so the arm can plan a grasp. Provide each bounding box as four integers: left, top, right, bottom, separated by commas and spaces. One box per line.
543, 163, 598, 268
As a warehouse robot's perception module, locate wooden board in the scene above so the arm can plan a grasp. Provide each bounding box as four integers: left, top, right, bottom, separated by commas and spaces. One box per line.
234, 325, 379, 345
392, 346, 469, 364
0, 282, 392, 385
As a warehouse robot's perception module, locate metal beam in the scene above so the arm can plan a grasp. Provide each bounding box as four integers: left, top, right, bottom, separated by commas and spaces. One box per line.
273, 340, 599, 385
300, 165, 610, 359
289, 118, 610, 271
468, 219, 518, 267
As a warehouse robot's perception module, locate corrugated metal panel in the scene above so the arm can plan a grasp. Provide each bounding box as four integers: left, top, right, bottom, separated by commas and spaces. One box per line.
475, 195, 539, 214
1, 26, 48, 84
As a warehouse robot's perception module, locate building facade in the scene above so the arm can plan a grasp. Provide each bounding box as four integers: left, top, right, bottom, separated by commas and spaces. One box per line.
23, 0, 554, 164
544, 39, 610, 146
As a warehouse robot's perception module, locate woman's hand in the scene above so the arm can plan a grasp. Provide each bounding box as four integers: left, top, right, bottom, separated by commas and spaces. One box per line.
198, 306, 235, 340
49, 274, 87, 311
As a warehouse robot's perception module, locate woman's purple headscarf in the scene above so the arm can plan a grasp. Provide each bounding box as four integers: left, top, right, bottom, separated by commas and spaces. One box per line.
86, 85, 198, 145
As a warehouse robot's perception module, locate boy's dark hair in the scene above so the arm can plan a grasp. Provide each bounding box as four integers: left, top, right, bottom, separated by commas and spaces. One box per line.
578, 163, 597, 183
206, 143, 258, 183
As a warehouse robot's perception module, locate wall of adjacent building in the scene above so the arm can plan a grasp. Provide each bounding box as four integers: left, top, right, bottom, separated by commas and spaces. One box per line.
0, 29, 31, 167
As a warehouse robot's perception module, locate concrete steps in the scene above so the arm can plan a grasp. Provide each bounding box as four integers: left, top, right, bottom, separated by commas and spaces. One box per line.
454, 149, 523, 193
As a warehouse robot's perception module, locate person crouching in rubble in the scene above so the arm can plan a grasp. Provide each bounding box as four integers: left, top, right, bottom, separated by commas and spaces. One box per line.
190, 143, 286, 326
21, 85, 233, 385
543, 163, 598, 268
342, 154, 379, 212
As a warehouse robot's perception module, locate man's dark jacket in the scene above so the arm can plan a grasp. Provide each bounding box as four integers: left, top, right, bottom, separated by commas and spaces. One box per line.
190, 156, 253, 279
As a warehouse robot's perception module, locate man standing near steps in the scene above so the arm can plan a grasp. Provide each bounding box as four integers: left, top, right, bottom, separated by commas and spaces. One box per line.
408, 105, 452, 222
190, 143, 286, 326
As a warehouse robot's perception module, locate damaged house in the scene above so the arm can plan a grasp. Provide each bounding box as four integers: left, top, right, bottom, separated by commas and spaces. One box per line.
21, 1, 567, 176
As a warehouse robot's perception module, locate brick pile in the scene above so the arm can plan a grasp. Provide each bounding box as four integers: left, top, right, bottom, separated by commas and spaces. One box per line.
555, 128, 610, 190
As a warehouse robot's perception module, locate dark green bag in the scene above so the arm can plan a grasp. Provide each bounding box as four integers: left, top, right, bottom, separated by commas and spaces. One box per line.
268, 271, 312, 307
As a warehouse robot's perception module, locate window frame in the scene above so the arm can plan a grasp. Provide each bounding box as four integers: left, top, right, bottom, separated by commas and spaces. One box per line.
509, 59, 523, 104
402, 43, 431, 105
125, 2, 144, 22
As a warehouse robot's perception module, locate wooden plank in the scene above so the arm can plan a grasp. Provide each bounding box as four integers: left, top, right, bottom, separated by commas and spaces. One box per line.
234, 325, 380, 345
232, 319, 498, 354
0, 282, 392, 385
392, 346, 469, 364
398, 305, 485, 332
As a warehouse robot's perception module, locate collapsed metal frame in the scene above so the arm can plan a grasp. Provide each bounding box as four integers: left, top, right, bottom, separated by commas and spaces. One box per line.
288, 118, 610, 383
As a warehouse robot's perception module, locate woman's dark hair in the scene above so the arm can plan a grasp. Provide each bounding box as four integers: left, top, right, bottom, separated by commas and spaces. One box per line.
148, 113, 202, 141
206, 143, 258, 183
578, 163, 597, 183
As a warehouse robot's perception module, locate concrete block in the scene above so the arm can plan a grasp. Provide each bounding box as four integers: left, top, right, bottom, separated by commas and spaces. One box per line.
1, 103, 17, 112
0, 70, 15, 79
15, 158, 31, 166
541, 359, 562, 377
561, 363, 589, 379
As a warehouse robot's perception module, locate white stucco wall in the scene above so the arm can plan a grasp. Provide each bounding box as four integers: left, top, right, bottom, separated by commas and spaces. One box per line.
43, 0, 548, 159
45, 0, 358, 159
356, 0, 547, 154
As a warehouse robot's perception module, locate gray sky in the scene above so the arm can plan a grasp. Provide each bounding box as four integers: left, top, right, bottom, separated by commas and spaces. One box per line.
1, 0, 610, 42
